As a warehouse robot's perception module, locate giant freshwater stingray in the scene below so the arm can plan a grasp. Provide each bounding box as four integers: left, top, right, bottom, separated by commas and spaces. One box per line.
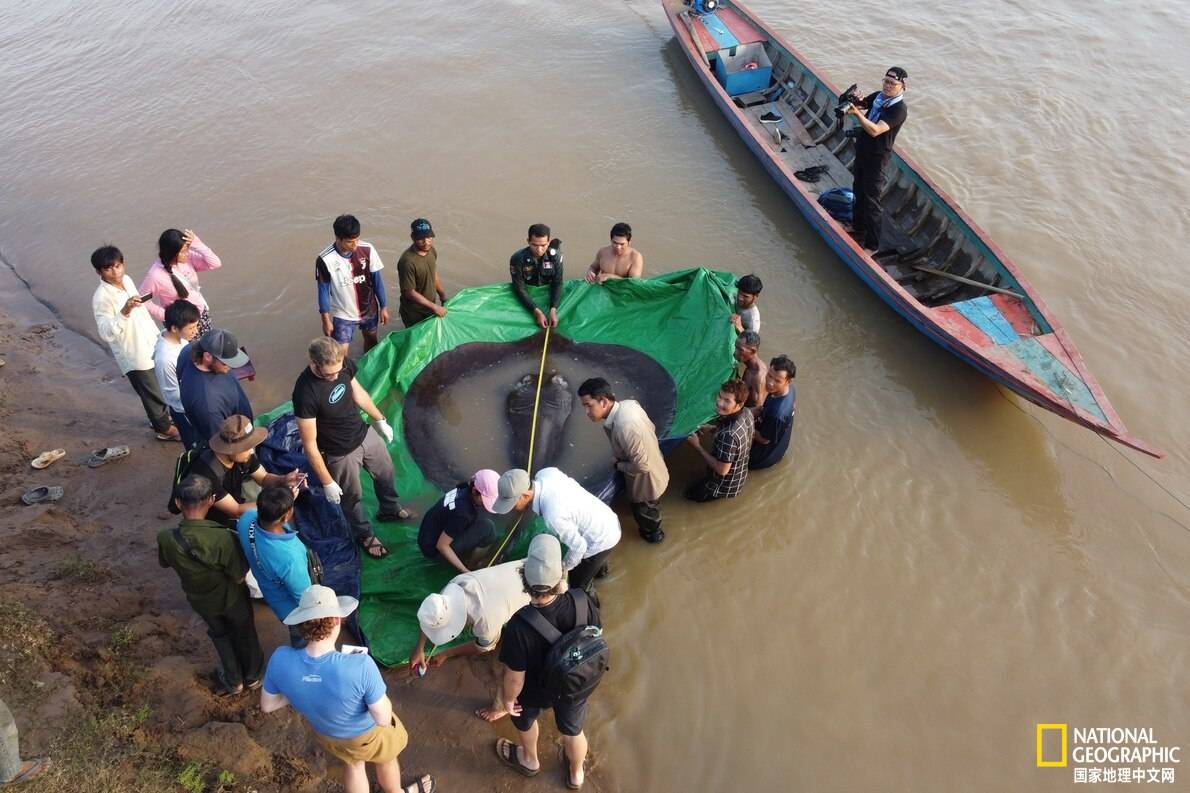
403, 334, 676, 493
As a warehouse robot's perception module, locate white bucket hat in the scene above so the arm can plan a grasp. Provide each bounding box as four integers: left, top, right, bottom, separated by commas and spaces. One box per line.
283, 584, 359, 625
416, 583, 469, 645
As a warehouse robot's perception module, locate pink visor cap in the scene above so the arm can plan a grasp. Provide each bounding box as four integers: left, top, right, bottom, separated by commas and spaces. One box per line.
473, 469, 500, 513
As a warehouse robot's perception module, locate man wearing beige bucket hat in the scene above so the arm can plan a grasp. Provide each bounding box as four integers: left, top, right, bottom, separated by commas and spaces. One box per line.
408, 559, 531, 720
260, 585, 435, 793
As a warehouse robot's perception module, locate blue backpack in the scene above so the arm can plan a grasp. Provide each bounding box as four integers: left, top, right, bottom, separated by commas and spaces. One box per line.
817, 187, 854, 223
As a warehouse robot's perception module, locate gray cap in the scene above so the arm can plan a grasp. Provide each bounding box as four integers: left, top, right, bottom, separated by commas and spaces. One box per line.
492, 468, 531, 514
198, 328, 250, 368
525, 534, 564, 589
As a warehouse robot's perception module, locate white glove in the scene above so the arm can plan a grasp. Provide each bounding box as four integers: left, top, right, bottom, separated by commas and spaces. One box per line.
323, 481, 343, 504
375, 419, 394, 443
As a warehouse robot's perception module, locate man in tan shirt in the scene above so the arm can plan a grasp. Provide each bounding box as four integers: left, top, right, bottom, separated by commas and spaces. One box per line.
578, 377, 668, 543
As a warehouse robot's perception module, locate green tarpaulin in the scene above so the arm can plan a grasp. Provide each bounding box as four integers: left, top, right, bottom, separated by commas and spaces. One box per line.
260, 267, 738, 665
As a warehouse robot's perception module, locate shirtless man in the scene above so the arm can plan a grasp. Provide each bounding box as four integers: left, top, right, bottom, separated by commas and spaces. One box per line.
734, 331, 768, 409
585, 222, 643, 284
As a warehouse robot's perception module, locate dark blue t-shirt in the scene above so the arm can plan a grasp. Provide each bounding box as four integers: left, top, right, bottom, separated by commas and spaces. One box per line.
749, 385, 795, 470
177, 349, 254, 446
417, 484, 479, 558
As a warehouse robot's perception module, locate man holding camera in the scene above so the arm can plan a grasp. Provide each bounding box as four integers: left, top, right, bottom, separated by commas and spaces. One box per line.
845, 66, 909, 251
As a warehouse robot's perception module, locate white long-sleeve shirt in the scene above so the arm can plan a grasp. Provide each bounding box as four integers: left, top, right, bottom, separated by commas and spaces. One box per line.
531, 467, 621, 570
92, 275, 161, 374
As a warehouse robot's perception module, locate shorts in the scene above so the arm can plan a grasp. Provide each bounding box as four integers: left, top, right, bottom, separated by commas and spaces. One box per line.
316, 715, 408, 764
511, 698, 589, 737
330, 313, 379, 344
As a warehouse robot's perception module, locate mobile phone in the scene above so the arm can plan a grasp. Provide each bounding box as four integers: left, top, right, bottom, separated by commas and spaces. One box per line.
138, 292, 154, 302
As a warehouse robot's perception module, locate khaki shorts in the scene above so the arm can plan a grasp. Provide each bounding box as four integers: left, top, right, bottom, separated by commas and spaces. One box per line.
317, 716, 408, 765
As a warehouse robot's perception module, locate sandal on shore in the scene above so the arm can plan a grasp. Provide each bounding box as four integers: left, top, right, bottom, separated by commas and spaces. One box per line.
156, 427, 181, 442
31, 448, 66, 469
87, 445, 130, 468
6, 756, 51, 785
359, 534, 390, 559
495, 738, 539, 777
559, 744, 587, 790
21, 486, 63, 506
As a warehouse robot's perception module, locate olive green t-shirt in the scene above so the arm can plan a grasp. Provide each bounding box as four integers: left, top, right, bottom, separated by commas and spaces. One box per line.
157, 518, 249, 616
396, 245, 439, 327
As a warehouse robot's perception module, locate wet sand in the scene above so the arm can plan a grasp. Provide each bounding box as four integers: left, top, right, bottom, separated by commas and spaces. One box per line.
0, 258, 610, 792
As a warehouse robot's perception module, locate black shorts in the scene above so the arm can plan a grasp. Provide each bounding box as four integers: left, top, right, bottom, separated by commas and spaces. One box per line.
511, 698, 589, 737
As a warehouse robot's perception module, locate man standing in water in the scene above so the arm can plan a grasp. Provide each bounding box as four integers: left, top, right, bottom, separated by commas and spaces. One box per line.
577, 377, 669, 544
396, 218, 447, 327
509, 223, 563, 329
845, 67, 909, 251
684, 379, 754, 502
584, 222, 643, 284
315, 214, 389, 355
735, 330, 768, 409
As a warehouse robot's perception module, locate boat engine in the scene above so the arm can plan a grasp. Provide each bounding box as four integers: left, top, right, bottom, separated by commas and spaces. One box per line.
685, 0, 720, 14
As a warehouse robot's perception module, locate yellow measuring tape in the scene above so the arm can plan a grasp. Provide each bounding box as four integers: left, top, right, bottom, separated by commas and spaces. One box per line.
419, 325, 552, 674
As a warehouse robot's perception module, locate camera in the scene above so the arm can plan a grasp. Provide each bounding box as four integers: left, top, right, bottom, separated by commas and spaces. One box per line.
833, 83, 862, 119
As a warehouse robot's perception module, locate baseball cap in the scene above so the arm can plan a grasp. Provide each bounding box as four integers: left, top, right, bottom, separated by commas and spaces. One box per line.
473, 469, 500, 513
411, 218, 434, 240
885, 66, 908, 82
283, 584, 359, 625
417, 584, 468, 645
492, 469, 531, 514
525, 534, 564, 589
198, 328, 250, 368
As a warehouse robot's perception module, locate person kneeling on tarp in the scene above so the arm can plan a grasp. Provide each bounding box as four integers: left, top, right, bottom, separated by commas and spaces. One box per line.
408, 559, 531, 722
261, 585, 436, 793
416, 470, 501, 574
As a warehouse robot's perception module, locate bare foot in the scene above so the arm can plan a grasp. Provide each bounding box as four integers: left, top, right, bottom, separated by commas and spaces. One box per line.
474, 705, 507, 722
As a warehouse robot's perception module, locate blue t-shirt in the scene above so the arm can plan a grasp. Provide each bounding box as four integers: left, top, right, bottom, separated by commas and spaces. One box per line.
749, 385, 796, 470
176, 349, 254, 445
262, 647, 386, 739
236, 510, 312, 622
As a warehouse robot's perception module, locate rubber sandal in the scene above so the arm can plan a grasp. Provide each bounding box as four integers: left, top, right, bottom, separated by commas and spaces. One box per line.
559, 745, 587, 790
31, 448, 66, 469
6, 756, 50, 785
359, 535, 390, 559
396, 775, 436, 793
495, 738, 539, 777
376, 506, 418, 522
87, 445, 130, 467
155, 429, 181, 442
21, 486, 63, 505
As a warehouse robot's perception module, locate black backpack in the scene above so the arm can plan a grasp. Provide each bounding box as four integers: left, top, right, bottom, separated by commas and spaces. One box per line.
166, 444, 207, 515
520, 589, 609, 704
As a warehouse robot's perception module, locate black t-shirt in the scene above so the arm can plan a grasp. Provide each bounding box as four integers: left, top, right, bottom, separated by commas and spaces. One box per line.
183, 449, 262, 527
855, 91, 907, 159
292, 357, 368, 457
417, 484, 478, 558
498, 590, 602, 707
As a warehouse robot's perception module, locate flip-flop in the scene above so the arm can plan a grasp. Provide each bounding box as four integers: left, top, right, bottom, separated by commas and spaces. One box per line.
495, 738, 540, 777
21, 486, 63, 505
376, 505, 418, 522
6, 756, 50, 784
395, 774, 436, 793
87, 445, 130, 468
31, 448, 66, 469
359, 535, 390, 559
156, 429, 181, 442
559, 745, 587, 790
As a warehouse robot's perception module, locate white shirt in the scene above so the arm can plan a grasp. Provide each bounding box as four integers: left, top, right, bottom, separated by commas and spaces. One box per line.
448, 561, 531, 647
92, 275, 161, 373
153, 334, 189, 412
531, 467, 621, 570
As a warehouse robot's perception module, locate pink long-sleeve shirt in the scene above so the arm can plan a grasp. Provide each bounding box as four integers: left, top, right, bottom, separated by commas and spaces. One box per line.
139, 235, 222, 322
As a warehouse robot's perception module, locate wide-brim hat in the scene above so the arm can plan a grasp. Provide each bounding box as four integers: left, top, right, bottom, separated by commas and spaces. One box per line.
417, 583, 468, 645
283, 584, 359, 625
208, 415, 267, 455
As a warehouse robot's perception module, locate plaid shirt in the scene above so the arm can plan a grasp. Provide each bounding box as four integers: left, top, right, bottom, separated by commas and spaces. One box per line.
707, 409, 754, 498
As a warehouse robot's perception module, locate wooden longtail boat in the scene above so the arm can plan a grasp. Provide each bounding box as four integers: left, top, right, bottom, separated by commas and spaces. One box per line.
663, 1, 1162, 458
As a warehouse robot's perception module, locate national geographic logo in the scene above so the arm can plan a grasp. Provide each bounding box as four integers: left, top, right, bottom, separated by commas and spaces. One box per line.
1037, 723, 1182, 784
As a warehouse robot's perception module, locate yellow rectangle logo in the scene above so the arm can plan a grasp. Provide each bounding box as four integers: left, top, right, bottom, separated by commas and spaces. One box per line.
1037, 723, 1068, 767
